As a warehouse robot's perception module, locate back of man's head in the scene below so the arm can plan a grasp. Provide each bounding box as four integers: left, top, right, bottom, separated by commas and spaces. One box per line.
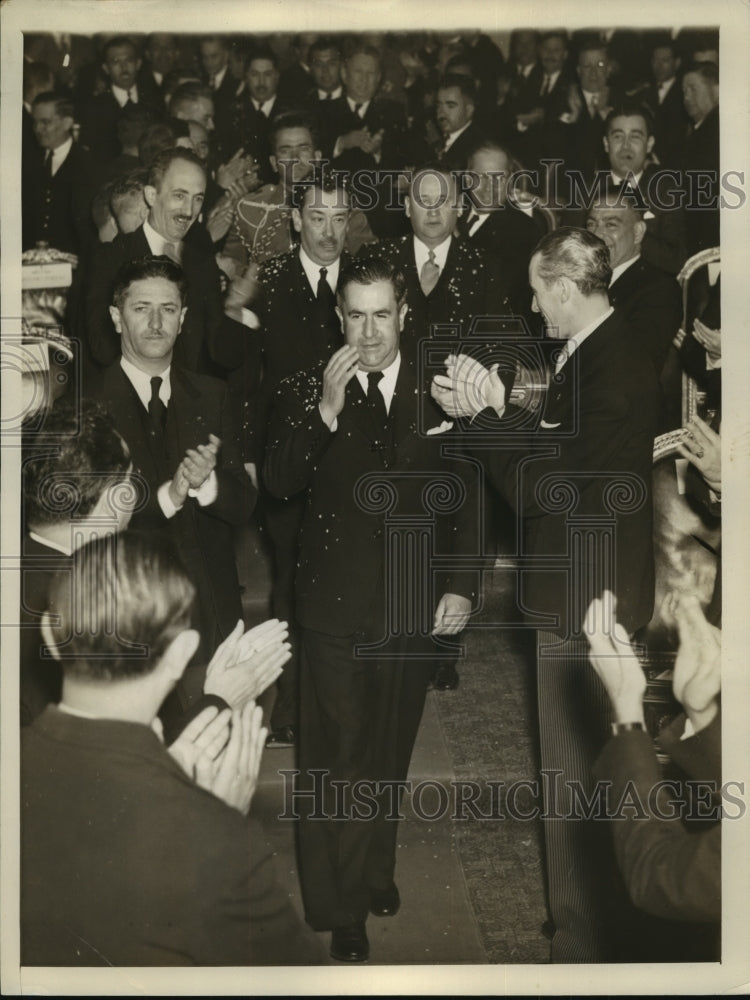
138, 119, 190, 168
533, 227, 612, 296
23, 398, 131, 532
46, 530, 195, 682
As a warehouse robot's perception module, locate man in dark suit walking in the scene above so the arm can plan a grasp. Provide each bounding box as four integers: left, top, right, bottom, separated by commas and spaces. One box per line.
432, 228, 660, 961
263, 258, 478, 962
90, 256, 255, 716
23, 91, 97, 256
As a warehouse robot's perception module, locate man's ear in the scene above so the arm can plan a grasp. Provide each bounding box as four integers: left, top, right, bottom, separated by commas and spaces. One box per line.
143, 184, 157, 209
160, 629, 200, 683
335, 304, 343, 326
404, 195, 412, 220
41, 611, 61, 661
101, 61, 112, 80
646, 135, 655, 156
558, 276, 572, 304
269, 153, 278, 175
109, 305, 123, 333
291, 206, 302, 233
603, 134, 610, 155
633, 219, 647, 248
398, 301, 408, 331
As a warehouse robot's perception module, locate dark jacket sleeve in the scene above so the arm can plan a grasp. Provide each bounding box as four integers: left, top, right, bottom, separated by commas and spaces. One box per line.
200, 379, 257, 526
262, 380, 334, 499
593, 723, 721, 923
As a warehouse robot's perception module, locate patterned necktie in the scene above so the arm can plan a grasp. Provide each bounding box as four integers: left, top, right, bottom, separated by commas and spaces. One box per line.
148, 376, 167, 448
162, 241, 181, 264
366, 370, 388, 429
419, 249, 440, 296
589, 92, 599, 118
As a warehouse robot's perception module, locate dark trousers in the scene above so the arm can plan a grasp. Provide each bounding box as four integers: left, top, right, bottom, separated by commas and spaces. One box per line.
297, 626, 433, 931
263, 492, 304, 730
536, 631, 617, 963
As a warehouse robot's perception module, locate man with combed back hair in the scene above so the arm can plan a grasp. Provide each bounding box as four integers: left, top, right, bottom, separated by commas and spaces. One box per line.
432, 227, 660, 962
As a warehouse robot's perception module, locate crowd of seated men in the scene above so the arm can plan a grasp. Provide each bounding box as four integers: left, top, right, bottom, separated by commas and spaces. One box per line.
17, 25, 723, 967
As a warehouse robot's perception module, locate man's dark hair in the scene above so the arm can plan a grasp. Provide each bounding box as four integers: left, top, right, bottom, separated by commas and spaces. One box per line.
138, 119, 190, 167
309, 36, 343, 62
604, 102, 655, 137
647, 34, 679, 59
247, 44, 279, 71
437, 72, 477, 106
343, 42, 381, 67
533, 227, 612, 296
116, 103, 156, 149
31, 91, 74, 120
685, 60, 719, 86
23, 61, 55, 102
146, 146, 206, 191
169, 81, 213, 116
291, 168, 350, 212
112, 255, 187, 310
270, 110, 318, 152
337, 256, 407, 308
110, 169, 149, 210
199, 34, 229, 52
46, 531, 196, 681
23, 398, 131, 528
540, 30, 568, 47
102, 35, 140, 62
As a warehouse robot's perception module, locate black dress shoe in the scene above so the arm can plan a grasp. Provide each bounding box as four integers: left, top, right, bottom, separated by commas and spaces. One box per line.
430, 663, 459, 691
330, 922, 369, 962
265, 725, 296, 748
369, 883, 400, 917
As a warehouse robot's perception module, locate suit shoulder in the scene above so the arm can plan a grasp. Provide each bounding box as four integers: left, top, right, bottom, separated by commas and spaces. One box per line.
363, 235, 409, 259
260, 249, 298, 284
172, 366, 228, 398
276, 363, 325, 408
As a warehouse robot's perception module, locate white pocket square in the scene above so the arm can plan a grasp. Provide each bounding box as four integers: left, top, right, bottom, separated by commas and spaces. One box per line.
426, 420, 454, 435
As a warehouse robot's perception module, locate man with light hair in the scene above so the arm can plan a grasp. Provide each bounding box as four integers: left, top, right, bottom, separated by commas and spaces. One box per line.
21, 530, 325, 966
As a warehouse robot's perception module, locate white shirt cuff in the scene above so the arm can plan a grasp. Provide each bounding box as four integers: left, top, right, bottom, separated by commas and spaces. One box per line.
158, 481, 182, 518
241, 307, 260, 329
319, 404, 337, 432
189, 470, 218, 506
706, 355, 721, 371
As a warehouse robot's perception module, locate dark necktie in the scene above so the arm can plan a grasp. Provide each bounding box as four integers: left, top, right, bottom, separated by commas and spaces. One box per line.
540, 74, 551, 96
148, 375, 167, 450
366, 370, 388, 429
354, 102, 363, 117
44, 151, 53, 179
316, 266, 337, 320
